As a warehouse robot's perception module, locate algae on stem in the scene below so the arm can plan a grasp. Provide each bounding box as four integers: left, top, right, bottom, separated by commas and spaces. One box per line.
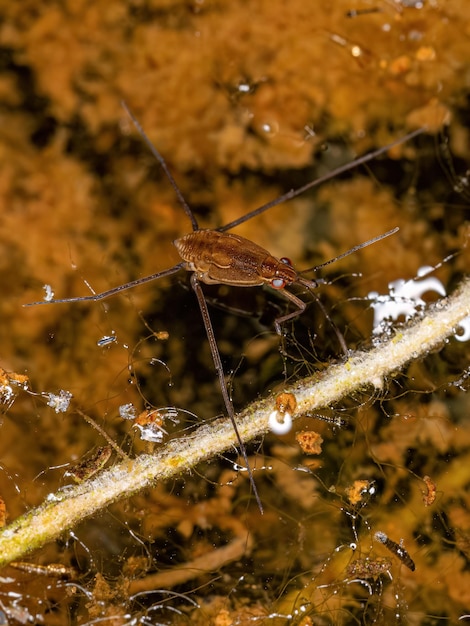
0, 277, 469, 568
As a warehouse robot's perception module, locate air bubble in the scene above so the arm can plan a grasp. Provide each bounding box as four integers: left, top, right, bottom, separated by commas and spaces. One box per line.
455, 317, 470, 342
269, 410, 292, 434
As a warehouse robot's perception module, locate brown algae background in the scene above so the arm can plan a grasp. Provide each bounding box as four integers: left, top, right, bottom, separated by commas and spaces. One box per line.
0, 0, 470, 623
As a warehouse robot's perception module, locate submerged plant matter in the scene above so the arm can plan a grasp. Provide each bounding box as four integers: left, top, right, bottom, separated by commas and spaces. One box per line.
0, 277, 469, 565
1, 0, 470, 622
24, 105, 422, 514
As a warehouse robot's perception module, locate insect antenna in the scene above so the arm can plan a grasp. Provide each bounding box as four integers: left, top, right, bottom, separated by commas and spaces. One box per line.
298, 227, 399, 276
275, 229, 399, 353
218, 129, 425, 233
121, 101, 199, 232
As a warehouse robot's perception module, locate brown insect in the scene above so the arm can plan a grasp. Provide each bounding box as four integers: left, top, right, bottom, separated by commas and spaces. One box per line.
175, 230, 318, 333
374, 531, 415, 571
25, 103, 424, 513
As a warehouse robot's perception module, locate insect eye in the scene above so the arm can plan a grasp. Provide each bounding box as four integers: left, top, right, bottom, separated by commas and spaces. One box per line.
271, 278, 286, 289
280, 257, 292, 267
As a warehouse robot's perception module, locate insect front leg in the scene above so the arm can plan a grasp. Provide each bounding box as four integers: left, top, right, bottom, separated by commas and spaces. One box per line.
273, 290, 317, 361
273, 290, 308, 335
274, 288, 349, 356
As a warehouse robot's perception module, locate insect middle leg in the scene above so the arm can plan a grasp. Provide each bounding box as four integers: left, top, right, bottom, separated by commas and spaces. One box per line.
189, 273, 263, 513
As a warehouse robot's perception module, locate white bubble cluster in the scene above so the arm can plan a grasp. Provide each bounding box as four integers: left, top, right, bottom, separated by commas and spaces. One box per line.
45, 389, 73, 413
119, 403, 137, 420
369, 266, 470, 341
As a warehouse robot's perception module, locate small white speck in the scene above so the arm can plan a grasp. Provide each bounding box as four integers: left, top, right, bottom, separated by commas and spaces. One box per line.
0, 384, 14, 405
134, 423, 165, 443
43, 284, 55, 302
97, 333, 117, 347
46, 390, 72, 413
119, 403, 136, 420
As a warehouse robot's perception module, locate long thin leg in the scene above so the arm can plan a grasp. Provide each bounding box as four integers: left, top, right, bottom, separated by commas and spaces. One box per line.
219, 130, 425, 232
23, 263, 185, 306
122, 102, 199, 233
190, 274, 263, 513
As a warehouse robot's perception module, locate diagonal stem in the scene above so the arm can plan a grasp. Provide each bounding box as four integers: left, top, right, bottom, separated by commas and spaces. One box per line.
0, 278, 469, 567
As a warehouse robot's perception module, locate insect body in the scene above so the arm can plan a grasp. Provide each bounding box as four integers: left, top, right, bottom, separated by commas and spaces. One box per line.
175, 230, 316, 333
175, 230, 304, 289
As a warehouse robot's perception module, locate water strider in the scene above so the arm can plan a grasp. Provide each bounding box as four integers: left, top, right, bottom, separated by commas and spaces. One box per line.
25, 103, 425, 513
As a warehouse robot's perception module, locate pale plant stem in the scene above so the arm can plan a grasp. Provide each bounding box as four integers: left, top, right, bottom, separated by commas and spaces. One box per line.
0, 278, 469, 567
